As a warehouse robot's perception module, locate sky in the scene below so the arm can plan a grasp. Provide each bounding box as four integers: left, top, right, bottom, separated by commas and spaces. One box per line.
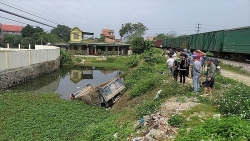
0, 0, 250, 38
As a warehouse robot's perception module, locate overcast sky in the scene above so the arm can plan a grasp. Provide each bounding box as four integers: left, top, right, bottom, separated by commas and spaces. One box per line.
1, 0, 250, 38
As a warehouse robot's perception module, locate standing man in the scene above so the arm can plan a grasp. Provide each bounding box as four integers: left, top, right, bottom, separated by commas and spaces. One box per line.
179, 53, 188, 85
201, 53, 208, 71
192, 55, 202, 93
203, 58, 216, 97
183, 49, 190, 77
166, 55, 175, 76
172, 50, 177, 60
195, 50, 205, 62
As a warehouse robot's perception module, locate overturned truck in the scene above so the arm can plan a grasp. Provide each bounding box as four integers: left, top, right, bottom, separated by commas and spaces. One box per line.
70, 77, 125, 107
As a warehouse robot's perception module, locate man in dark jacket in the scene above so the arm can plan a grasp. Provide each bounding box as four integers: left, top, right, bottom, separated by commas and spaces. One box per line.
178, 53, 188, 84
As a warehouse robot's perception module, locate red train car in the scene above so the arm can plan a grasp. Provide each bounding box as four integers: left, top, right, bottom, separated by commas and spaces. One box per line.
154, 40, 163, 48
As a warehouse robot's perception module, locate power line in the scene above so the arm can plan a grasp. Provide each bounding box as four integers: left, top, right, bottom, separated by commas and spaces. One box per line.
1, 0, 65, 26
21, 0, 73, 27
49, 0, 97, 31
0, 8, 55, 28
0, 16, 50, 32
0, 1, 59, 25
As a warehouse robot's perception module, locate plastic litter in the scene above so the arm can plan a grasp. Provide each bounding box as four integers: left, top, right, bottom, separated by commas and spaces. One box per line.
154, 90, 162, 100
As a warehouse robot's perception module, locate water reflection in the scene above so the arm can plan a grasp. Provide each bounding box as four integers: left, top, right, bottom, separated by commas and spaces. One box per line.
11, 67, 119, 100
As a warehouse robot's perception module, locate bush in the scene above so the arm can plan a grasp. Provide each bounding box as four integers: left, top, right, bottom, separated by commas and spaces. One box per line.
141, 51, 165, 65
168, 114, 185, 127
131, 37, 154, 54
60, 49, 72, 64
216, 83, 250, 119
73, 56, 82, 63
176, 117, 250, 141
126, 55, 139, 68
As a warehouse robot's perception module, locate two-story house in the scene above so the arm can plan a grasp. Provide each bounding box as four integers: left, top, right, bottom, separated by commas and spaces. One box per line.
101, 29, 116, 43
55, 26, 131, 55
0, 23, 22, 39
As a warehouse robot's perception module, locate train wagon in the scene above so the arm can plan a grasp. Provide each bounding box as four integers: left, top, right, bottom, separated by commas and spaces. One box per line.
222, 26, 250, 60
189, 30, 224, 53
154, 40, 163, 48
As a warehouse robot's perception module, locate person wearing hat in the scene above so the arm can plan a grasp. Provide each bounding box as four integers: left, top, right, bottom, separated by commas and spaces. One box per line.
192, 54, 202, 93
203, 57, 216, 96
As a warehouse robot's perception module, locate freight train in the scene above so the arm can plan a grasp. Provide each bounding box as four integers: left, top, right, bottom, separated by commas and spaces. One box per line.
154, 26, 250, 61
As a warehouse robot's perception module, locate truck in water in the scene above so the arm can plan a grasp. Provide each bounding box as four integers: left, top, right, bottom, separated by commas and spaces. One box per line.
70, 77, 125, 107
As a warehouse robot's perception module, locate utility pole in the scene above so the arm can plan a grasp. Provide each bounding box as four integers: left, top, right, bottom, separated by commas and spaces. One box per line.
195, 23, 201, 34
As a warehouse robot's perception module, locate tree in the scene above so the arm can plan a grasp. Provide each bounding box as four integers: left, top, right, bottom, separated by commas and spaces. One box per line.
51, 24, 71, 42
131, 37, 154, 54
97, 34, 105, 42
21, 25, 44, 38
21, 24, 34, 37
119, 22, 148, 43
153, 31, 177, 40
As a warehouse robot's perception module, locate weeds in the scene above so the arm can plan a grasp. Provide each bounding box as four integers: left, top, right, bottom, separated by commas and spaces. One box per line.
168, 114, 185, 127
176, 116, 250, 141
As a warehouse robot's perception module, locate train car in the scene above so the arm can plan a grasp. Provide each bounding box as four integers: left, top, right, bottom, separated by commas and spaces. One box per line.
162, 38, 171, 48
154, 39, 163, 48
222, 26, 250, 60
189, 30, 224, 53
179, 36, 190, 50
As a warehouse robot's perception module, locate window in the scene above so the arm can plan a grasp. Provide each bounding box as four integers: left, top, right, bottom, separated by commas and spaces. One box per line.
73, 72, 78, 79
73, 32, 79, 39
74, 45, 77, 50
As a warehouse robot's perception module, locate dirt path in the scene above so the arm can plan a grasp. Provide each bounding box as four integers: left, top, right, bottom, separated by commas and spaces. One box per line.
220, 69, 250, 86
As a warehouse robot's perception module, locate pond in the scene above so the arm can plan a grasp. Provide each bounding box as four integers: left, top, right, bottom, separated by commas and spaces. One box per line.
10, 67, 120, 100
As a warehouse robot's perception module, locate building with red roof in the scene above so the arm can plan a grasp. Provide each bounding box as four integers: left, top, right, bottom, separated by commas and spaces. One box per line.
101, 29, 116, 43
0, 23, 23, 38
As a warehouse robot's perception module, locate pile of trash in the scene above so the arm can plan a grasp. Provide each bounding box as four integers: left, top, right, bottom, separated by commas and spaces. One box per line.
132, 112, 179, 141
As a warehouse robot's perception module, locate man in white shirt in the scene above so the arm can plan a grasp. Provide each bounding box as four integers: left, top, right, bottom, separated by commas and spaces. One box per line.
172, 50, 177, 60
166, 55, 175, 76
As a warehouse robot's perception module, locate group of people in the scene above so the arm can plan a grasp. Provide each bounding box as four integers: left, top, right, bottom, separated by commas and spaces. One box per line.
166, 48, 216, 96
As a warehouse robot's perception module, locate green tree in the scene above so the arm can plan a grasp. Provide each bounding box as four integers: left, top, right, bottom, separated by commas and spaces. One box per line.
119, 22, 148, 43
153, 31, 177, 40
21, 24, 34, 37
97, 34, 105, 42
131, 37, 153, 54
51, 24, 71, 42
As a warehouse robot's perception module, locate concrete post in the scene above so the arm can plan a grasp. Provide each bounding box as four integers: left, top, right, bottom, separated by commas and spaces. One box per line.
7, 43, 9, 49
29, 44, 31, 49
86, 46, 89, 55
118, 46, 120, 55
18, 44, 21, 50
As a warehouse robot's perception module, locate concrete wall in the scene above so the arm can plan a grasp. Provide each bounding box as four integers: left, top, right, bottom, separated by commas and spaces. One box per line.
0, 45, 60, 71
0, 45, 60, 89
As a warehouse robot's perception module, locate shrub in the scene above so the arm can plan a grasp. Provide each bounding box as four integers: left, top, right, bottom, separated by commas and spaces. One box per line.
176, 117, 250, 141
141, 51, 165, 65
73, 56, 82, 63
216, 83, 250, 119
60, 49, 72, 64
126, 55, 139, 68
168, 114, 185, 127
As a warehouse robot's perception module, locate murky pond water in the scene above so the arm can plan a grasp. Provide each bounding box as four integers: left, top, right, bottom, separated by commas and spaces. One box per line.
10, 67, 120, 100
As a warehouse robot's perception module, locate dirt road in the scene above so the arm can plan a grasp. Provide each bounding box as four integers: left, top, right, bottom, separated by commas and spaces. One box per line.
220, 69, 250, 86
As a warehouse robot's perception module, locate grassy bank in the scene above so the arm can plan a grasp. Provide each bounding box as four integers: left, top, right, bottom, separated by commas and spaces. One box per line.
2, 48, 250, 140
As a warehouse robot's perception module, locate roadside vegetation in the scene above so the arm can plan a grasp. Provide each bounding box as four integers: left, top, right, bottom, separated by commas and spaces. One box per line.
220, 62, 250, 76
1, 47, 250, 140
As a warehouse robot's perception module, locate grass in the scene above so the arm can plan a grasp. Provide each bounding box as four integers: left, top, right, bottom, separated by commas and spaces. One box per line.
3, 47, 250, 140
220, 62, 250, 76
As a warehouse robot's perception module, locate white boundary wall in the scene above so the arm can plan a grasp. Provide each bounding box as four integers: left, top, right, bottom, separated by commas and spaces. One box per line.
0, 45, 60, 71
